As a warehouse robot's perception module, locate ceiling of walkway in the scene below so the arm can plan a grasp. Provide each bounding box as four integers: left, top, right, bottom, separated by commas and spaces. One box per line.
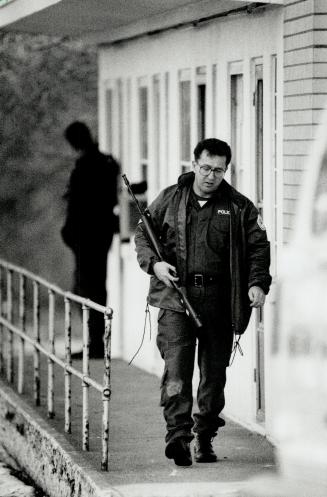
1, 0, 283, 42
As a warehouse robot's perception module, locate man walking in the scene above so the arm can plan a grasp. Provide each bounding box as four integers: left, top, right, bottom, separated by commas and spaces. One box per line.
61, 121, 119, 358
134, 138, 271, 466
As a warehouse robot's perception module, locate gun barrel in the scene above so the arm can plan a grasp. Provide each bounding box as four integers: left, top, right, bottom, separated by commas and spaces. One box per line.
122, 174, 142, 212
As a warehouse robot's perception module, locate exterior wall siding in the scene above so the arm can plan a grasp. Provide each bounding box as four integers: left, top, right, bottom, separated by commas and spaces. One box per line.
283, 0, 327, 242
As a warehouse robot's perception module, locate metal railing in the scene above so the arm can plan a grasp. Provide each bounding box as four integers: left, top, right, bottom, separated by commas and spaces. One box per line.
0, 258, 113, 471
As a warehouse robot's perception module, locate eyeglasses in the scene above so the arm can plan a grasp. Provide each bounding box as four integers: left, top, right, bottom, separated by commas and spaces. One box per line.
197, 164, 226, 177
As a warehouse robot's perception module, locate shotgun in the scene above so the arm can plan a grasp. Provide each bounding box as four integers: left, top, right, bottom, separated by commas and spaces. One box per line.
122, 174, 202, 329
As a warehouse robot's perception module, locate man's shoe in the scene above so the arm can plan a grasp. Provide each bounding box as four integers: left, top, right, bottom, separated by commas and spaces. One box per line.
165, 438, 192, 466
194, 434, 217, 463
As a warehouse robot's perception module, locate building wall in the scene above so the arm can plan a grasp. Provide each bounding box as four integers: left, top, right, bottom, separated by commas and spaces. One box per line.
283, 0, 327, 243
100, 5, 284, 435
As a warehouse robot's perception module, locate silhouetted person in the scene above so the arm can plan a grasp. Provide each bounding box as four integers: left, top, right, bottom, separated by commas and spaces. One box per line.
61, 121, 119, 358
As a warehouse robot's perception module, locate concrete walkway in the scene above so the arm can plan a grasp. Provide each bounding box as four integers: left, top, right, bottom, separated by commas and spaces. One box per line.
1, 357, 276, 496
35, 358, 274, 486
0, 462, 34, 497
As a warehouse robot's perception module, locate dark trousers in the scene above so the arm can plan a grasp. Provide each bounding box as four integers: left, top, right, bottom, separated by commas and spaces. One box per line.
73, 239, 112, 354
156, 284, 233, 443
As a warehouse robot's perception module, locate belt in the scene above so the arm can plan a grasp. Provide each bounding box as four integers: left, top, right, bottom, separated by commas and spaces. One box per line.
186, 273, 220, 288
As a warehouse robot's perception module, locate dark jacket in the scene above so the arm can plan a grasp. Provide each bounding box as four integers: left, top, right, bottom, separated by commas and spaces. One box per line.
61, 146, 119, 251
134, 172, 272, 335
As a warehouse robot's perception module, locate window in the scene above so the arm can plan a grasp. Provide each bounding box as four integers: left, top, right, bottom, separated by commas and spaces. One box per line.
105, 80, 122, 159
164, 72, 169, 183
196, 66, 206, 141
153, 75, 160, 190
125, 78, 132, 174
179, 69, 191, 173
117, 79, 123, 161
105, 88, 113, 152
255, 65, 264, 214
179, 66, 208, 173
230, 73, 244, 190
212, 64, 217, 137
139, 83, 148, 181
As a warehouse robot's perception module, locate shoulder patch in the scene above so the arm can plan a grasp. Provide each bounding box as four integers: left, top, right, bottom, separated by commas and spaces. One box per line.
257, 214, 266, 231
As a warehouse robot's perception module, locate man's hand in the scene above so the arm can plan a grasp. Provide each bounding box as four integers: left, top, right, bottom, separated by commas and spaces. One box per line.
153, 262, 179, 288
248, 286, 265, 308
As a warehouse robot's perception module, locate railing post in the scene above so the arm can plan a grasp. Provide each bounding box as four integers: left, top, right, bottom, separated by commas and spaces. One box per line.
101, 310, 112, 471
64, 297, 72, 433
0, 266, 3, 374
48, 289, 55, 418
18, 274, 26, 394
6, 269, 13, 383
33, 281, 41, 406
82, 303, 90, 451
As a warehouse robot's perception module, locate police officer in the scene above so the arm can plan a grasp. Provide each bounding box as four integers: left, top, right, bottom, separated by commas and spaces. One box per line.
134, 138, 271, 466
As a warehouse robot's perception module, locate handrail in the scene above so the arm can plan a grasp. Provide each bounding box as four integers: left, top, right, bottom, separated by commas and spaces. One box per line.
0, 258, 113, 471
0, 258, 109, 311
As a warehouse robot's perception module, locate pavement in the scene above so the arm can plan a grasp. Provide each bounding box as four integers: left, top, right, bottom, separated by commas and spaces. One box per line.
13, 354, 276, 496
0, 461, 34, 497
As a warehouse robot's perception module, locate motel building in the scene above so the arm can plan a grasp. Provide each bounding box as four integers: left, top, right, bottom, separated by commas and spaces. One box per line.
2, 0, 327, 442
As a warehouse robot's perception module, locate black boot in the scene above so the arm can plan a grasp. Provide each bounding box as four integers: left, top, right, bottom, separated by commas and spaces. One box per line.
165, 438, 192, 466
194, 434, 217, 463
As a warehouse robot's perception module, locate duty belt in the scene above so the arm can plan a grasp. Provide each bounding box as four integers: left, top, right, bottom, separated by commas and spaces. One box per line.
186, 273, 220, 288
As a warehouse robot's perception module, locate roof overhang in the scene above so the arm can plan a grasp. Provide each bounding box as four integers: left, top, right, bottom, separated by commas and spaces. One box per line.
0, 0, 284, 43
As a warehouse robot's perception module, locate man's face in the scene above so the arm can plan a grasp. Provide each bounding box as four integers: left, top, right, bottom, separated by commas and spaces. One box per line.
192, 150, 227, 198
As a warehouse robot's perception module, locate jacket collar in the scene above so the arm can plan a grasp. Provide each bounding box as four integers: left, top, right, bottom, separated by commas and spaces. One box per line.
177, 171, 194, 188
177, 172, 246, 208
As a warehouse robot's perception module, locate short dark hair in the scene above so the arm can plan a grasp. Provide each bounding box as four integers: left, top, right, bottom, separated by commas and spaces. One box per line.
193, 138, 232, 167
64, 121, 93, 150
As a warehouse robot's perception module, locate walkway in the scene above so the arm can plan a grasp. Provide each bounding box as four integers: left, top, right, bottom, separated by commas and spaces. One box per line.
16, 356, 276, 495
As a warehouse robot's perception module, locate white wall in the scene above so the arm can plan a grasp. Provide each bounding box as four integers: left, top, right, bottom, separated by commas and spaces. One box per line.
102, 6, 284, 436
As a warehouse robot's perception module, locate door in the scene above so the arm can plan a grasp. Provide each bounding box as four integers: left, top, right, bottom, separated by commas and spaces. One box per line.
254, 63, 265, 421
